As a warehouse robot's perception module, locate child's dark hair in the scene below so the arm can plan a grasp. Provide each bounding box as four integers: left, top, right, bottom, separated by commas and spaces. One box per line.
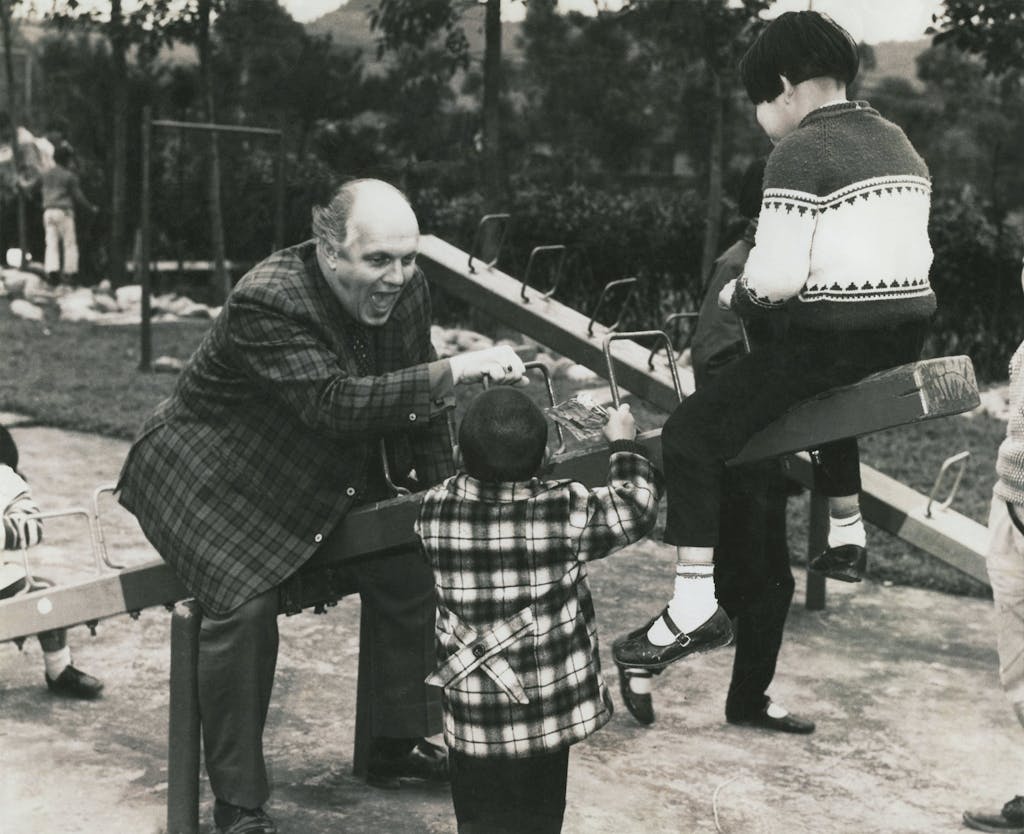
459, 387, 548, 483
739, 11, 859, 104
0, 425, 18, 471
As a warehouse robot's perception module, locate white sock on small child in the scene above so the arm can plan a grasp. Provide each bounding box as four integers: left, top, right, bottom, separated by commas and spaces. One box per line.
43, 646, 71, 680
827, 512, 866, 549
647, 561, 718, 645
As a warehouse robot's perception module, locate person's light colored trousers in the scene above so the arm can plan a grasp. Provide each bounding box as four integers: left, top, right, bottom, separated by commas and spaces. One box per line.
43, 207, 78, 276
987, 491, 1024, 722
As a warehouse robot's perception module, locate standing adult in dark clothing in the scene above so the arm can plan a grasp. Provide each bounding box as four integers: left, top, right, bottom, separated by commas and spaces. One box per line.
117, 178, 527, 834
619, 159, 813, 734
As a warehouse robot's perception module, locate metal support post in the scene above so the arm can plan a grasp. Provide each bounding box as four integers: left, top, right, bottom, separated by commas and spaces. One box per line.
806, 492, 828, 611
167, 600, 202, 834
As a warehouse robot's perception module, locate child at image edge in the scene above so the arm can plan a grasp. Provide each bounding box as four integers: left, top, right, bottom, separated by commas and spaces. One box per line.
415, 387, 662, 834
613, 10, 936, 707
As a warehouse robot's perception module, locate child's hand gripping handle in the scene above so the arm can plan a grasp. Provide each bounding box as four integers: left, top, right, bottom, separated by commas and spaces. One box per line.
602, 403, 636, 443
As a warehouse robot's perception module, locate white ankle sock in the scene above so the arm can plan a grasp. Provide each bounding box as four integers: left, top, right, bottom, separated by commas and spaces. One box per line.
647, 564, 718, 645
626, 671, 653, 695
827, 512, 865, 549
43, 646, 71, 679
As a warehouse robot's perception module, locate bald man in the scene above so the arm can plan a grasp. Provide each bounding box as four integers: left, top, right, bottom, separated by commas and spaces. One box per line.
117, 179, 526, 834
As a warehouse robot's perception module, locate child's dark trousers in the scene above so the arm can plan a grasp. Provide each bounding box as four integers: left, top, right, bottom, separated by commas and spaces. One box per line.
663, 323, 927, 547
449, 747, 570, 834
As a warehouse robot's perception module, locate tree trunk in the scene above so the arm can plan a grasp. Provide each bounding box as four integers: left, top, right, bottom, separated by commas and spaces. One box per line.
700, 70, 725, 285
0, 0, 25, 259
198, 0, 229, 302
109, 0, 127, 286
482, 0, 505, 204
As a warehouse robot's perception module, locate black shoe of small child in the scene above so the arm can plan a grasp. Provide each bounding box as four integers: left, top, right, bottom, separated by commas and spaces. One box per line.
616, 665, 655, 726
727, 701, 815, 735
964, 796, 1024, 832
612, 606, 733, 673
214, 801, 278, 834
808, 544, 867, 583
45, 665, 104, 700
366, 738, 450, 789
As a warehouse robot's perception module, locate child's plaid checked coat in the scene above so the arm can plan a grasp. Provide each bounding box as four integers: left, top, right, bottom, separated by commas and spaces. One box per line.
415, 442, 661, 758
117, 241, 453, 615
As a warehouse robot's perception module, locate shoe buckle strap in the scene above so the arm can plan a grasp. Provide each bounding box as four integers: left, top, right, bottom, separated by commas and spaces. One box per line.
659, 607, 693, 648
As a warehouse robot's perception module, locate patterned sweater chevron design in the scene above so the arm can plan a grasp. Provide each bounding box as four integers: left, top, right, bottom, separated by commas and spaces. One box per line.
732, 101, 936, 331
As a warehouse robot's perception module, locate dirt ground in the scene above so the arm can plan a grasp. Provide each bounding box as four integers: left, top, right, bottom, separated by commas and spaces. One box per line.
0, 417, 1016, 834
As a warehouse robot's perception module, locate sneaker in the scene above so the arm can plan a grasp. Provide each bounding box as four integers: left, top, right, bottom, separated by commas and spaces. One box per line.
613, 605, 733, 672
214, 803, 278, 834
45, 665, 104, 700
964, 796, 1024, 832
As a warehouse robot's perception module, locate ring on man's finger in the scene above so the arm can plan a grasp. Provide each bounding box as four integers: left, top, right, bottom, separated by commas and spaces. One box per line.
504, 365, 513, 374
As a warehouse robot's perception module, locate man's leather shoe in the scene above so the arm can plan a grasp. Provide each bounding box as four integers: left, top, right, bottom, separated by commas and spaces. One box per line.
214, 804, 278, 834
45, 665, 104, 700
727, 701, 815, 735
964, 796, 1024, 832
616, 665, 655, 725
613, 606, 733, 672
366, 738, 450, 789
809, 544, 866, 582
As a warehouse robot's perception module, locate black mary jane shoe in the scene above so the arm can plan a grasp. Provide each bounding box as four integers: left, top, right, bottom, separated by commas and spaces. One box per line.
616, 665, 655, 726
727, 702, 815, 735
45, 665, 104, 700
963, 796, 1024, 832
366, 738, 450, 789
612, 606, 733, 673
808, 544, 866, 583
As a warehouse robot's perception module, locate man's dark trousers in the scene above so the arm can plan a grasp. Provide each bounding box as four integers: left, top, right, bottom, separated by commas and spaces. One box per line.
714, 460, 795, 721
197, 538, 440, 810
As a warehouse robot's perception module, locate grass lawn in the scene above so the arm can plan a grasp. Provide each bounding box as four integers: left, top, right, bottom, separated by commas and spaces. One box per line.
0, 302, 1002, 597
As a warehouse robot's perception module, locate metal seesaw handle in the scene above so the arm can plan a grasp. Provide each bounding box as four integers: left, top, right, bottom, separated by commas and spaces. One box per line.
925, 450, 970, 518
648, 311, 699, 370
603, 330, 685, 409
467, 213, 511, 275
92, 483, 126, 569
379, 438, 412, 498
587, 277, 638, 338
520, 245, 567, 303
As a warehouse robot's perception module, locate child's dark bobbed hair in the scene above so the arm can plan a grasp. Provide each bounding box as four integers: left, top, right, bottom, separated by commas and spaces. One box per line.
459, 387, 548, 483
0, 424, 18, 471
739, 11, 859, 104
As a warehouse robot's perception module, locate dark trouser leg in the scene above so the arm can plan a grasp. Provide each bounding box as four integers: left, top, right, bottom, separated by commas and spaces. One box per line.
36, 627, 67, 653
347, 545, 442, 739
661, 324, 927, 548
716, 462, 795, 720
450, 748, 570, 834
198, 587, 279, 810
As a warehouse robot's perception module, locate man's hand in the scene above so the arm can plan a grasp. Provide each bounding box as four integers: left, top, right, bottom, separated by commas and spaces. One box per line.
602, 403, 636, 443
718, 278, 738, 310
449, 344, 527, 386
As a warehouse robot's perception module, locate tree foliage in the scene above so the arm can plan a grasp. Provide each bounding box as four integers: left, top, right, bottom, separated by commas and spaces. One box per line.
929, 0, 1024, 80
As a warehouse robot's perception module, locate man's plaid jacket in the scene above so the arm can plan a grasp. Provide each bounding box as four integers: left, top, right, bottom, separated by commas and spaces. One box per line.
117, 240, 453, 615
415, 443, 661, 758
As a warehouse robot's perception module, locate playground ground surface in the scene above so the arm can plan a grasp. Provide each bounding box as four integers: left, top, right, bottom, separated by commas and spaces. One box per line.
0, 419, 1013, 834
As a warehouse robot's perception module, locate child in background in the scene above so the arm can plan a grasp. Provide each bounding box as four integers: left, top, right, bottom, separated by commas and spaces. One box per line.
615, 10, 935, 680
40, 144, 98, 288
0, 425, 104, 699
963, 258, 1024, 834
416, 388, 661, 834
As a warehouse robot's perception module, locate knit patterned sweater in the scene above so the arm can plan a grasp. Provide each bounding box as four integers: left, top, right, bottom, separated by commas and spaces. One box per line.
996, 342, 1024, 506
732, 101, 936, 331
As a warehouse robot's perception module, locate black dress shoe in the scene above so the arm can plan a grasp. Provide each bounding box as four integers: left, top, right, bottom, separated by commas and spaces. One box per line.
616, 665, 655, 726
727, 702, 815, 735
366, 738, 450, 789
613, 606, 733, 672
964, 796, 1024, 832
808, 544, 866, 582
214, 802, 278, 834
45, 665, 104, 700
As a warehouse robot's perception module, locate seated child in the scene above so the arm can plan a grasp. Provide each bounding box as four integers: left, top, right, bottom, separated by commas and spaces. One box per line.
0, 425, 103, 699
416, 387, 662, 834
614, 11, 935, 679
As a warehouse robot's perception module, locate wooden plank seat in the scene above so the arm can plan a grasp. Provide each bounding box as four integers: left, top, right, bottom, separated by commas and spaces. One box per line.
729, 355, 980, 465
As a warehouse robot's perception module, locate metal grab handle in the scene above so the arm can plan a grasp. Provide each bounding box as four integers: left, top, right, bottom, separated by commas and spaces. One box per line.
587, 277, 638, 338
649, 311, 699, 370
467, 213, 510, 274
379, 438, 412, 498
603, 330, 684, 408
925, 450, 970, 518
92, 483, 126, 569
520, 245, 567, 303
12, 507, 107, 595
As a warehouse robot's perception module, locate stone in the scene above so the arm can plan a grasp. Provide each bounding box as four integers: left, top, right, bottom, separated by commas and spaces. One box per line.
9, 298, 44, 321
115, 284, 142, 308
